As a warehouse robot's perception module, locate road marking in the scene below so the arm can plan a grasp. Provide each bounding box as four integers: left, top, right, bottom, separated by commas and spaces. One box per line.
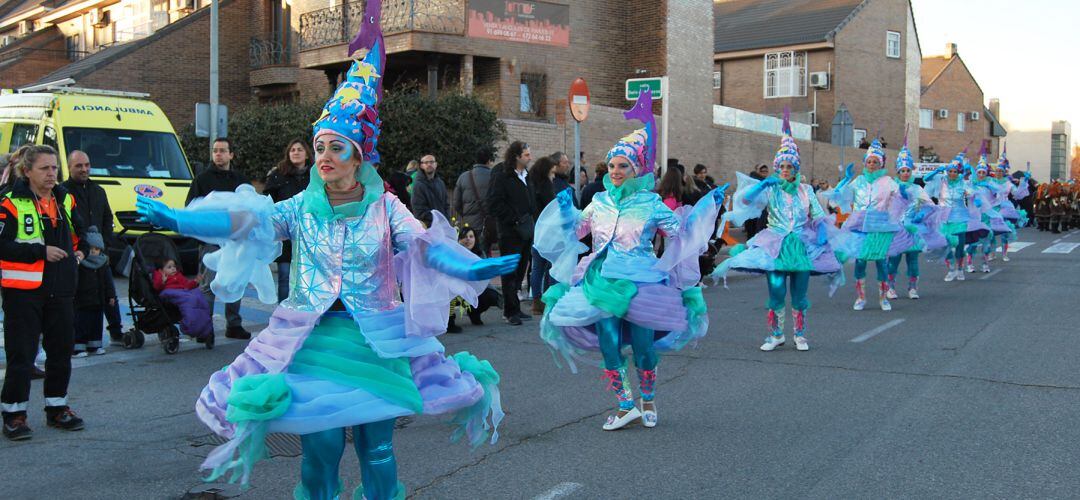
980, 269, 1002, 280
533, 482, 583, 500
850, 318, 906, 343
1052, 238, 1062, 243
1007, 242, 1034, 253
1042, 242, 1080, 254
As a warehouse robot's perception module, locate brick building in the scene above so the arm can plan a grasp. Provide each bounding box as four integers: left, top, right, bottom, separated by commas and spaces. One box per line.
918, 43, 1006, 164
0, 0, 324, 129
713, 0, 922, 154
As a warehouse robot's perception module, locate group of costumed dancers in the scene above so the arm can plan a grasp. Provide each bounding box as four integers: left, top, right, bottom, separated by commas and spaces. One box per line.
133, 3, 1029, 497
713, 113, 1028, 353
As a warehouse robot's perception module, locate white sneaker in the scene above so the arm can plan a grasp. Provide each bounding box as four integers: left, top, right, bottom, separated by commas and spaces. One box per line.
640, 399, 657, 428
1002, 255, 1011, 262
879, 297, 892, 311
602, 407, 642, 431
956, 270, 966, 281
988, 253, 996, 261
794, 336, 809, 351
908, 288, 920, 300
72, 351, 88, 358
93, 348, 106, 355
853, 298, 866, 311
944, 270, 956, 282
760, 335, 785, 352
965, 264, 975, 273
886, 288, 899, 300
981, 264, 991, 273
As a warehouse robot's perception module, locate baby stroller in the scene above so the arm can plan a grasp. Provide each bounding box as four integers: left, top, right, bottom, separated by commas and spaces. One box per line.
123, 232, 215, 354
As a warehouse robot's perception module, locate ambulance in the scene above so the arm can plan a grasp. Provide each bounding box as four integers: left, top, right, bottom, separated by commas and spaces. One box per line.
0, 81, 198, 269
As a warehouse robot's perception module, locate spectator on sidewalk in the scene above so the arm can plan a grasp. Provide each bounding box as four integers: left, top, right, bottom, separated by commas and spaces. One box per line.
263, 139, 311, 302
447, 225, 501, 333
382, 161, 413, 211
153, 258, 213, 341
453, 147, 497, 254
186, 138, 250, 340
580, 162, 607, 208
62, 149, 125, 344
528, 156, 558, 316
411, 154, 449, 227
550, 152, 577, 207
72, 227, 116, 357
1, 144, 87, 441
487, 141, 535, 326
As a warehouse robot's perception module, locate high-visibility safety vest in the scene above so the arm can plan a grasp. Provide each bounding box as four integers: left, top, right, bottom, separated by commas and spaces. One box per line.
0, 194, 75, 290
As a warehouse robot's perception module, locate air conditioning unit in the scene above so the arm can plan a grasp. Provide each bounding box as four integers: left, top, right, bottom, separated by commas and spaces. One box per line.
970, 111, 981, 121
937, 109, 949, 119
173, 0, 196, 13
90, 9, 110, 28
809, 71, 829, 89
19, 20, 34, 35
1, 35, 15, 46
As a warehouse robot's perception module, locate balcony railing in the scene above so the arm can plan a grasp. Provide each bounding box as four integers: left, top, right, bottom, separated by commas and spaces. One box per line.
250, 36, 295, 68
299, 0, 465, 52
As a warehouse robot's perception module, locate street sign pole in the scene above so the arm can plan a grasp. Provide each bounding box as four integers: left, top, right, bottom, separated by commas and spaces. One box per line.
660, 76, 669, 178
574, 121, 581, 191
209, 0, 219, 145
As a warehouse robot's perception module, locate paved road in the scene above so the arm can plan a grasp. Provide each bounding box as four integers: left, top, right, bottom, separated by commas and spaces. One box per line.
1, 227, 1077, 499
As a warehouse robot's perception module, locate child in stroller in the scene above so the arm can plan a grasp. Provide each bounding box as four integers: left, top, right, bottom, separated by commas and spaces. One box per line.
152, 258, 214, 341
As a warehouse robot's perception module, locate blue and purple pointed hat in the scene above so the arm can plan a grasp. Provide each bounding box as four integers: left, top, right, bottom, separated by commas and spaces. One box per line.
947, 147, 967, 172
894, 127, 914, 172
865, 134, 886, 164
606, 89, 657, 177
997, 142, 1010, 172
312, 0, 384, 164
773, 107, 800, 171
974, 141, 991, 174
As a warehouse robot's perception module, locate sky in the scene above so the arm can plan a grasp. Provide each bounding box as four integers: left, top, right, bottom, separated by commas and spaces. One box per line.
911, 0, 1079, 144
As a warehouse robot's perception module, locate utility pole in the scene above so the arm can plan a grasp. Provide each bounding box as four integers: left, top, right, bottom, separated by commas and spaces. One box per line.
209, 0, 219, 145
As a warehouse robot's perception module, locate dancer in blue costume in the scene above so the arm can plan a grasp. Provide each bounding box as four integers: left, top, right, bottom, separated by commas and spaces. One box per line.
136, 3, 516, 498
712, 109, 842, 352
885, 132, 945, 300
535, 90, 727, 430
829, 136, 905, 312
923, 148, 990, 282
987, 143, 1030, 262
965, 144, 1012, 274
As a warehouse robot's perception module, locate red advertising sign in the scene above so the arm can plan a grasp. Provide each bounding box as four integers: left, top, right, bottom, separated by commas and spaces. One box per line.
568, 77, 590, 122
467, 0, 570, 47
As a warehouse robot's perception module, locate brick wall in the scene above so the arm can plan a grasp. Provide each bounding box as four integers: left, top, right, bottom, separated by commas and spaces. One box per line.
0, 27, 69, 88
74, 0, 257, 130
919, 55, 996, 162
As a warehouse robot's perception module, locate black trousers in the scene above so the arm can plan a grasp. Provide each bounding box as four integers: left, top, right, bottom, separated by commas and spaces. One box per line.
74, 306, 105, 352
1, 291, 74, 417
498, 235, 531, 317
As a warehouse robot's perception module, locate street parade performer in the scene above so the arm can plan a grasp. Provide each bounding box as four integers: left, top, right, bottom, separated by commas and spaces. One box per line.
923, 147, 990, 282
136, 3, 516, 498
988, 143, 1030, 262
828, 136, 905, 312
886, 132, 946, 300
712, 109, 843, 352
534, 89, 727, 431
966, 145, 1013, 273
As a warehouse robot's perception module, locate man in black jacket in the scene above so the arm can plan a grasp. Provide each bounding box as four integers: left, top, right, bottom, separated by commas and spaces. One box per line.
186, 138, 250, 340
550, 152, 576, 207
487, 141, 535, 326
0, 145, 87, 440
63, 149, 125, 344
580, 162, 607, 209
411, 154, 449, 227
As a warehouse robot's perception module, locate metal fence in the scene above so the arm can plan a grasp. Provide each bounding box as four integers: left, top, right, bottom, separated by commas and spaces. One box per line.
299, 0, 465, 51
250, 36, 294, 68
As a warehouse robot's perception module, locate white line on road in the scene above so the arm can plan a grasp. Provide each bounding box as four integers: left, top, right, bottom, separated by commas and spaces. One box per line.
1052, 238, 1062, 243
980, 269, 1002, 280
1043, 242, 1080, 254
1007, 242, 1034, 253
850, 318, 906, 343
533, 482, 583, 500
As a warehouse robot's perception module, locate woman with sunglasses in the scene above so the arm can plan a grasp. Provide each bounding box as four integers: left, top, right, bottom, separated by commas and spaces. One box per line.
535, 90, 726, 431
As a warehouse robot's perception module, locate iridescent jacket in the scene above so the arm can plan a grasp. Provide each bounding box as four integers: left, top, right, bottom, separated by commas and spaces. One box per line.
575, 190, 679, 283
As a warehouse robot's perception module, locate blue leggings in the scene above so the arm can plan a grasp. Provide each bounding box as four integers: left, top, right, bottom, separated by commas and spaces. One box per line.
853, 259, 888, 281
888, 251, 920, 278
299, 419, 397, 500
946, 239, 966, 264
766, 271, 810, 311
596, 317, 657, 371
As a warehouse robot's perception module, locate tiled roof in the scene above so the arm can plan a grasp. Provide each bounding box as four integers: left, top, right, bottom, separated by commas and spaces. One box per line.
714, 0, 865, 53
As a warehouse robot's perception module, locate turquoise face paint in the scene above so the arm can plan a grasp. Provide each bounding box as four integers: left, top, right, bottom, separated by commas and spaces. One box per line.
340, 141, 354, 162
